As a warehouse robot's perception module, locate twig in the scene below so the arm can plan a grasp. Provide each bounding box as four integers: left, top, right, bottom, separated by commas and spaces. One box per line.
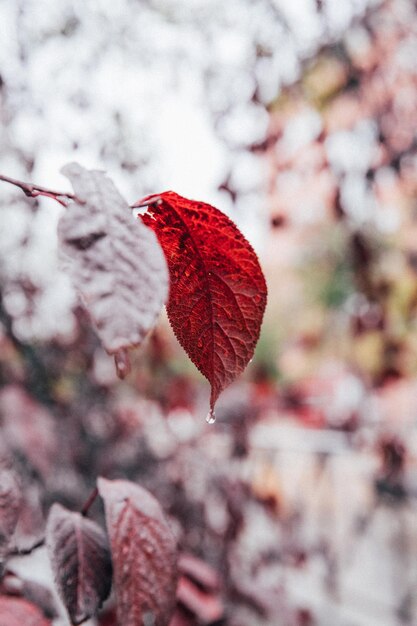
0, 172, 162, 211
131, 196, 162, 209
81, 487, 99, 517
0, 173, 77, 207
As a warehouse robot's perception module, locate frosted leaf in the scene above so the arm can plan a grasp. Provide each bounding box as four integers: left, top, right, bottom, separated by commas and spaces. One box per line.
46, 503, 112, 625
58, 163, 168, 360
98, 477, 178, 626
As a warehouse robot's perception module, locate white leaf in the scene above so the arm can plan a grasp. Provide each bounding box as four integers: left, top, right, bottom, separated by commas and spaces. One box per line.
58, 163, 168, 368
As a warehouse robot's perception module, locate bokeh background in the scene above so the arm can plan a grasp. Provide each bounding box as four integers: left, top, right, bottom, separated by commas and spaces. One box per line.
1, 0, 417, 625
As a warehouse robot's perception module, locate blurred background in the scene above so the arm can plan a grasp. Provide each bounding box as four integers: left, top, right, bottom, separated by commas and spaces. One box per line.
1, 0, 417, 625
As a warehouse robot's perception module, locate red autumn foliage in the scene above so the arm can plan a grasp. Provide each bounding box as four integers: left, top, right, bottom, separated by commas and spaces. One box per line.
138, 191, 267, 413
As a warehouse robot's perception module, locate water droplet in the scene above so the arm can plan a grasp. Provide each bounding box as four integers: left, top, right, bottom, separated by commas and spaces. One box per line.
206, 409, 216, 424
249, 358, 253, 364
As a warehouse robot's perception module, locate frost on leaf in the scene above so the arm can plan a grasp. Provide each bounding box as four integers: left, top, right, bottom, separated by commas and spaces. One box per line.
138, 192, 267, 411
98, 477, 178, 626
46, 503, 112, 625
0, 454, 22, 566
58, 163, 169, 377
0, 596, 51, 626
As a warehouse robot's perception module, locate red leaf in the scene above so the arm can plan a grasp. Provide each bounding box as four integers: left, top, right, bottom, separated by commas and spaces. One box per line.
59, 164, 169, 377
137, 192, 267, 414
0, 596, 51, 626
98, 477, 178, 626
46, 503, 112, 625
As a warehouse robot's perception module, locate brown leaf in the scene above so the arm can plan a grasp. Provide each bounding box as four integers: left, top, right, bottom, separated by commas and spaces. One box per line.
46, 503, 112, 625
98, 477, 178, 626
0, 596, 51, 626
58, 163, 169, 374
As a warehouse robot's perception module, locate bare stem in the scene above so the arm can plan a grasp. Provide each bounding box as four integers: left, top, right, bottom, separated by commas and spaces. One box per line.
131, 196, 162, 209
0, 171, 156, 211
81, 487, 99, 517
0, 173, 77, 207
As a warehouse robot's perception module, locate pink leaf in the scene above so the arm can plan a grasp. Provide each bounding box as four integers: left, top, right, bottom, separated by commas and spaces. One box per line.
46, 503, 112, 625
59, 164, 169, 376
98, 477, 178, 626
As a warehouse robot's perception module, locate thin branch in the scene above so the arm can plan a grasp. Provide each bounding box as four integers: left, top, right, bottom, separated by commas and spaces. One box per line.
131, 196, 162, 209
0, 172, 163, 212
81, 487, 99, 517
0, 173, 78, 207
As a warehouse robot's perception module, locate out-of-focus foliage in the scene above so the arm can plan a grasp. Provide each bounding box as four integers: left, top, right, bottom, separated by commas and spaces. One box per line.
1, 0, 417, 625
0, 0, 372, 343
263, 0, 417, 387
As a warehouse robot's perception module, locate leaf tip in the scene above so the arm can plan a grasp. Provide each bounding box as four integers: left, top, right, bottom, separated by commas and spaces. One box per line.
114, 348, 131, 379
205, 408, 216, 425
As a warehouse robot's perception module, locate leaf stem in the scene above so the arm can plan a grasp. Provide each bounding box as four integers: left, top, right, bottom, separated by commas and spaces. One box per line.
81, 487, 99, 517
0, 173, 77, 207
131, 196, 162, 209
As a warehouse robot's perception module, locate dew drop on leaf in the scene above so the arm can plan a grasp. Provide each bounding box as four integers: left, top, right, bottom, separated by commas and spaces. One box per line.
206, 409, 216, 425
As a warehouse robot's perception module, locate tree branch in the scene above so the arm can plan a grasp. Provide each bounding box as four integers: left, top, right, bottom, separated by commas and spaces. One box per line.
0, 173, 77, 207
0, 171, 162, 211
